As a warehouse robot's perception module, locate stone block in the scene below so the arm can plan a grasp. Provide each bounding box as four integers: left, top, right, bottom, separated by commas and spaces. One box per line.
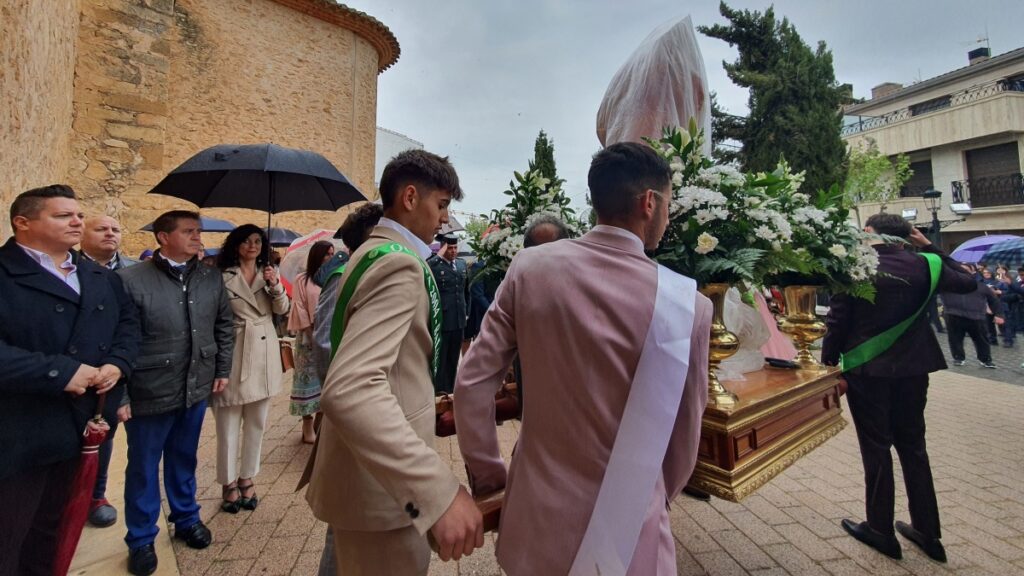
103, 93, 168, 115
103, 138, 130, 148
136, 113, 165, 127
73, 116, 107, 137
106, 122, 163, 143
87, 146, 137, 164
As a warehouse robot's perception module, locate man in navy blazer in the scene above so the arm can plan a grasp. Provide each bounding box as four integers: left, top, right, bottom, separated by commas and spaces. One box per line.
0, 184, 140, 575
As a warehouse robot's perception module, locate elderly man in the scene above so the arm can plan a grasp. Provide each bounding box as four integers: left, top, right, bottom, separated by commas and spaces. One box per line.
79, 215, 138, 528
456, 143, 711, 574
117, 210, 234, 575
823, 213, 977, 563
0, 184, 139, 575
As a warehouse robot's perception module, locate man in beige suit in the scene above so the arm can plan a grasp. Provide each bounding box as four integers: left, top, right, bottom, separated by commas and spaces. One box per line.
304, 150, 484, 574
456, 142, 712, 575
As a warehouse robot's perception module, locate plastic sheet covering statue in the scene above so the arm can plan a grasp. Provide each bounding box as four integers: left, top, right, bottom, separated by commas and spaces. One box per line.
718, 288, 770, 381
596, 15, 712, 156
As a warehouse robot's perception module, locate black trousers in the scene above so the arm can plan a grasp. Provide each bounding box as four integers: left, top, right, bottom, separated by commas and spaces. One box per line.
926, 295, 944, 331
0, 458, 77, 576
433, 328, 464, 395
846, 373, 940, 539
946, 314, 992, 363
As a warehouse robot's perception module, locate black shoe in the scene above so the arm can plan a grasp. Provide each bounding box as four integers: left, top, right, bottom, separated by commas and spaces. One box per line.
952, 359, 966, 367
841, 519, 902, 559
88, 499, 117, 528
128, 544, 158, 576
895, 521, 946, 563
174, 521, 212, 549
981, 361, 997, 369
682, 486, 712, 501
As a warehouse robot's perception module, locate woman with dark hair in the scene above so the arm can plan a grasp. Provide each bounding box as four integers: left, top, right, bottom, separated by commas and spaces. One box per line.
213, 224, 290, 512
287, 240, 335, 443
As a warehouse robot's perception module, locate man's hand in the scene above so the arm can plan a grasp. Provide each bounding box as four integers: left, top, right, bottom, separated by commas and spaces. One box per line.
907, 227, 932, 248
91, 364, 123, 395
837, 376, 848, 396
117, 404, 132, 423
995, 316, 1006, 326
212, 377, 229, 394
429, 487, 484, 562
66, 364, 100, 396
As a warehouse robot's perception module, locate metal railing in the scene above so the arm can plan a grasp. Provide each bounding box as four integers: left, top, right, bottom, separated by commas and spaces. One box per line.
843, 78, 1024, 136
951, 173, 1024, 208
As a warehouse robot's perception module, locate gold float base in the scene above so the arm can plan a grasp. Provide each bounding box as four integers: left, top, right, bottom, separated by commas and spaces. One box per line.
687, 366, 847, 502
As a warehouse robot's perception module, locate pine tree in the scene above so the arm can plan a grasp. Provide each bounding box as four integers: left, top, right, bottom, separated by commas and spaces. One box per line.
699, 2, 847, 193
528, 130, 560, 185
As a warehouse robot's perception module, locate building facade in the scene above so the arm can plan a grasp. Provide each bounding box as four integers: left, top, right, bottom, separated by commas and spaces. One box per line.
2, 0, 399, 254
843, 47, 1024, 251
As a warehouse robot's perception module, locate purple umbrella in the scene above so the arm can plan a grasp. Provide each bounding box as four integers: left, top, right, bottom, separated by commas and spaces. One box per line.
950, 234, 1020, 263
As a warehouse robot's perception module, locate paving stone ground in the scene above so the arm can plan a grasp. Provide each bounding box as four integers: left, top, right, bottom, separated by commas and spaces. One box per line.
75, 369, 1024, 575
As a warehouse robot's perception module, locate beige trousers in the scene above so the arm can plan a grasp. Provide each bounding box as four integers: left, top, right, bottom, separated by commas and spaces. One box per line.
212, 398, 271, 485
332, 524, 430, 576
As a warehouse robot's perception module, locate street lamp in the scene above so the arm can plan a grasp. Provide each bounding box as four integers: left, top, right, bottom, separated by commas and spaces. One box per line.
922, 188, 942, 248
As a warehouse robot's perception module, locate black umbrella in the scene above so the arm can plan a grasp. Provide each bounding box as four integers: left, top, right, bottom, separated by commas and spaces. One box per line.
140, 215, 236, 232
148, 143, 366, 229
267, 227, 301, 247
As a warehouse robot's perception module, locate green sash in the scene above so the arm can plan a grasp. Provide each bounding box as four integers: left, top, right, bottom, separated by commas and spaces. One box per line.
329, 242, 443, 379
840, 252, 941, 372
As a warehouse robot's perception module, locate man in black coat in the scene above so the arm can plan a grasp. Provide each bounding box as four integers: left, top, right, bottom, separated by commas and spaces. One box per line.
822, 213, 976, 563
0, 184, 140, 575
427, 234, 468, 394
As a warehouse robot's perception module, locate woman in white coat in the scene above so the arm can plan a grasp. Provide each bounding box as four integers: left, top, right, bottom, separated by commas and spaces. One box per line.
214, 224, 290, 513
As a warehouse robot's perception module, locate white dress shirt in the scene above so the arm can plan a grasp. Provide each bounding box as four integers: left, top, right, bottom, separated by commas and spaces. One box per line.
377, 217, 432, 260
18, 243, 81, 295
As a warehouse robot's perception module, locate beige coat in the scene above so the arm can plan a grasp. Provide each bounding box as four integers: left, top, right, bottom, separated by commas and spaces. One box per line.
212, 266, 291, 408
303, 226, 460, 534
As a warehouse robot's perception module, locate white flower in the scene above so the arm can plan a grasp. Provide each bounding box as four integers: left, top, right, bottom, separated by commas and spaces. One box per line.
772, 240, 783, 252
678, 130, 692, 148
695, 232, 718, 255
828, 244, 848, 258
754, 225, 776, 241
669, 159, 685, 173
671, 172, 683, 187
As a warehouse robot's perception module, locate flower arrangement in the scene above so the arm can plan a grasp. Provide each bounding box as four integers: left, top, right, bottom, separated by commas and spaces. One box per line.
648, 120, 880, 300
470, 169, 583, 282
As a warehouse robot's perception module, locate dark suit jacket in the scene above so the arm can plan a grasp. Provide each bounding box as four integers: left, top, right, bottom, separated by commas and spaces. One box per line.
0, 238, 140, 481
822, 244, 976, 377
427, 255, 468, 331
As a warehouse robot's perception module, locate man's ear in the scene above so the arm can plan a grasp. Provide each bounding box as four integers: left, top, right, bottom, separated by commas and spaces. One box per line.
11, 215, 29, 232
399, 184, 418, 211
155, 231, 167, 247
641, 190, 657, 220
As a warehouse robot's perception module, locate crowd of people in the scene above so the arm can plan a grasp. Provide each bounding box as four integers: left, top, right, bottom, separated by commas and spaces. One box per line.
3, 145, 1006, 576
933, 260, 1021, 369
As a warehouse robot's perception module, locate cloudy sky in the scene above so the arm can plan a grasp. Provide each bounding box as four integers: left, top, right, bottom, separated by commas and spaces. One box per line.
342, 0, 1023, 218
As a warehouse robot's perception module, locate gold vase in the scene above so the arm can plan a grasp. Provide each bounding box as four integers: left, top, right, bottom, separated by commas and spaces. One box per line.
777, 285, 828, 369
698, 283, 739, 409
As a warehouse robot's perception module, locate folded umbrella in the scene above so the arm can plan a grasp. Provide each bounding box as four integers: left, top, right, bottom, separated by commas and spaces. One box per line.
53, 396, 110, 576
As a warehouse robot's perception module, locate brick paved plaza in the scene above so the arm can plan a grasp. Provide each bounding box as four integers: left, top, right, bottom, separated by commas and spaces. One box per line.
72, 369, 1024, 575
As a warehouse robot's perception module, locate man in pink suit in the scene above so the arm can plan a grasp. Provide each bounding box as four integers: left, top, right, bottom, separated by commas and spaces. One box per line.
455, 142, 711, 575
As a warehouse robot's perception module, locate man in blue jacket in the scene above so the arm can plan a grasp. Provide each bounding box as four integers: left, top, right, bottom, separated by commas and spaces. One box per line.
0, 184, 140, 575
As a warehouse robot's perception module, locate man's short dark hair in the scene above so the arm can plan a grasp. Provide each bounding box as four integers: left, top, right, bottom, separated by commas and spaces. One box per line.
152, 210, 201, 244
10, 184, 76, 225
587, 142, 670, 220
378, 150, 463, 210
336, 203, 384, 251
865, 213, 912, 238
524, 215, 571, 248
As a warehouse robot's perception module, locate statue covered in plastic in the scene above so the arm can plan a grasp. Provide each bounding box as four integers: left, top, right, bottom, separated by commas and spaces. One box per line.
596, 16, 712, 156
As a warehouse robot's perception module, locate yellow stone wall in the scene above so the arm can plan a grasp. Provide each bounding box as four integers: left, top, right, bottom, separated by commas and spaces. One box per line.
4, 0, 388, 254
1, 0, 81, 240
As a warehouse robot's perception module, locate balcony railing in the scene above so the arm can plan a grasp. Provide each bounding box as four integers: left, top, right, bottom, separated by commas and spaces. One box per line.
951, 173, 1024, 208
843, 78, 1024, 136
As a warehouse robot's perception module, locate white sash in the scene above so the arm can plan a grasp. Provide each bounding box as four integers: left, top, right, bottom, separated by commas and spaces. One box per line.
569, 265, 697, 576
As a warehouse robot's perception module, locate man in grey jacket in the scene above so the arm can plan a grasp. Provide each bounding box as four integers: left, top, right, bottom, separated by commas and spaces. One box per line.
116, 210, 234, 576
942, 263, 1004, 369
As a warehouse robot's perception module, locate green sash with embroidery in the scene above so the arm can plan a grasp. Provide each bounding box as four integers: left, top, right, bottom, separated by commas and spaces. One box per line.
840, 252, 941, 372
329, 243, 442, 378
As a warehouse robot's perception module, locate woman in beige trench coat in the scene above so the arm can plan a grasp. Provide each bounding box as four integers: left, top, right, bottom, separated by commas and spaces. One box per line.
213, 225, 290, 513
